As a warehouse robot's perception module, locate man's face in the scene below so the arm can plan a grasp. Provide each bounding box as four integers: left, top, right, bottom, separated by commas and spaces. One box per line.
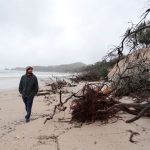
27, 68, 33, 74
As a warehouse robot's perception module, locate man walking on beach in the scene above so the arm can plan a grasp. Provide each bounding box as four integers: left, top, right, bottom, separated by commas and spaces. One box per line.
19, 66, 39, 122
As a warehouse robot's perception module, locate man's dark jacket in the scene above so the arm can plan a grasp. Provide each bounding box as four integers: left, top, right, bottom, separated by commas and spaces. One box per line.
19, 74, 39, 97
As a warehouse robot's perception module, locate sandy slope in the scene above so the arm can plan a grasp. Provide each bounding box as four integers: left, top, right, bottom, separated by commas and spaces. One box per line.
0, 83, 150, 150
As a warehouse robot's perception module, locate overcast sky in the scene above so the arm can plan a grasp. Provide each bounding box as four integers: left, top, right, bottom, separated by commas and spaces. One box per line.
0, 0, 149, 68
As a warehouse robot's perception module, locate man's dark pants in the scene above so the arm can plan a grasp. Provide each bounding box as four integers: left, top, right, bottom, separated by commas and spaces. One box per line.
22, 95, 34, 119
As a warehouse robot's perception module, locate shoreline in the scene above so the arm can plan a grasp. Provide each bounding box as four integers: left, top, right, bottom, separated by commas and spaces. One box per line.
0, 75, 72, 91
0, 81, 150, 150
0, 77, 48, 91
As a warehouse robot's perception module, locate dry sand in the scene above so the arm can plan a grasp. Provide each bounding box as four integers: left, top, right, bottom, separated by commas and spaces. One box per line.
0, 81, 150, 150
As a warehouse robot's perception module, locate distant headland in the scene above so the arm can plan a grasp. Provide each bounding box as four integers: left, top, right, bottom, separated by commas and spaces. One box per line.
11, 62, 86, 73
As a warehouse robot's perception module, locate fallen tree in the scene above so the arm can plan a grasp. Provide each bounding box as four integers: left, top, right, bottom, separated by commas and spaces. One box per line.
37, 77, 76, 96
43, 9, 150, 124
43, 82, 150, 124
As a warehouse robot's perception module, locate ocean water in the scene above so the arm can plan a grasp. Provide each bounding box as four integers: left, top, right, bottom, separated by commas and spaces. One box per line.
0, 70, 72, 90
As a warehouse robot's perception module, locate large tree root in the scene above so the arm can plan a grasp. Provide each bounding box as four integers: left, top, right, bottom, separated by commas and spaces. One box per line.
42, 81, 150, 124
43, 89, 82, 124
98, 102, 150, 123
126, 103, 150, 123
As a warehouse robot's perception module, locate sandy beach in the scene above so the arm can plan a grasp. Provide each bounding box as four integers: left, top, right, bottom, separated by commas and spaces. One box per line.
0, 0, 149, 149
0, 79, 150, 150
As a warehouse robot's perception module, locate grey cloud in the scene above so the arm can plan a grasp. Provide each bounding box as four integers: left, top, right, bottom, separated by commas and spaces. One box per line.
0, 0, 148, 68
